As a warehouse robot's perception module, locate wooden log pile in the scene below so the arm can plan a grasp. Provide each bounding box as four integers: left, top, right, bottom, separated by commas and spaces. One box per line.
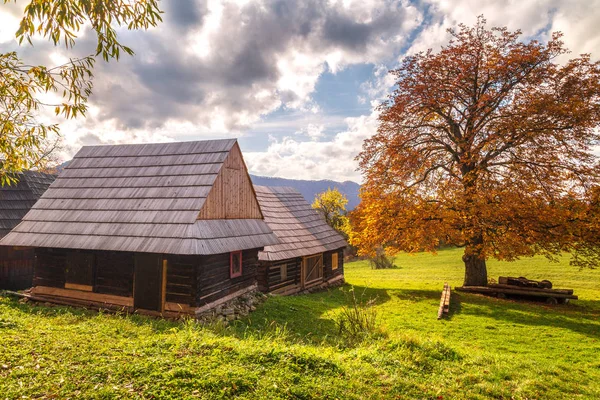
498, 276, 553, 289
456, 276, 577, 304
438, 282, 451, 319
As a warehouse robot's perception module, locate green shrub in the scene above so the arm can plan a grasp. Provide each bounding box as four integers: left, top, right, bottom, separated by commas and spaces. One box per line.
335, 286, 383, 346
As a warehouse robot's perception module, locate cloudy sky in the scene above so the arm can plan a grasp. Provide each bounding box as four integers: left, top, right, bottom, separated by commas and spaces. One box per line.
1, 0, 599, 183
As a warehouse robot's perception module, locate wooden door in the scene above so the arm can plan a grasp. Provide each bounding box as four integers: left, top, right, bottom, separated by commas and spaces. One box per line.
133, 253, 163, 312
302, 254, 323, 288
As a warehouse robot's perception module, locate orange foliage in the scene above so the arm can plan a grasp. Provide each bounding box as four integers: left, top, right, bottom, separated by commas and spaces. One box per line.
353, 17, 600, 286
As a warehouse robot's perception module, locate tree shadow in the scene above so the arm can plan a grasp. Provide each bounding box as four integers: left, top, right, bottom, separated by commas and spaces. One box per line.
1, 285, 393, 341
455, 292, 600, 339
447, 291, 463, 319
386, 288, 463, 320
390, 288, 442, 302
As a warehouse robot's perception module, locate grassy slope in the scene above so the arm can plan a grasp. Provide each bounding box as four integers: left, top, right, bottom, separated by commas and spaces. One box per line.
1, 248, 599, 399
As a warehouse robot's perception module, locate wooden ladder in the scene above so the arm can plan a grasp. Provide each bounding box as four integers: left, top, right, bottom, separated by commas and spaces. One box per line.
438, 282, 451, 320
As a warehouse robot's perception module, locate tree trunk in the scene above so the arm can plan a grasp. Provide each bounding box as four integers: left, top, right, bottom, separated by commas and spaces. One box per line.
462, 251, 488, 286
460, 164, 487, 286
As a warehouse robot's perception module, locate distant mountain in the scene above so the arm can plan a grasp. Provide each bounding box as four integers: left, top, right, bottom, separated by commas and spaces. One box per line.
250, 175, 361, 210
57, 161, 361, 210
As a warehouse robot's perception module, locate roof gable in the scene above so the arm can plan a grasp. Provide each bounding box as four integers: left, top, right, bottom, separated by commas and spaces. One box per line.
254, 185, 347, 261
198, 142, 263, 219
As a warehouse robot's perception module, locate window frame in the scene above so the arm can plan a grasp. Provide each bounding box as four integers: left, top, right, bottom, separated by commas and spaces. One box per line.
230, 251, 243, 278
332, 252, 339, 271
280, 263, 288, 281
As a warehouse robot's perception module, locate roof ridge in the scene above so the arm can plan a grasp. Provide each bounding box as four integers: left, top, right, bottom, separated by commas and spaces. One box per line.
79, 138, 237, 151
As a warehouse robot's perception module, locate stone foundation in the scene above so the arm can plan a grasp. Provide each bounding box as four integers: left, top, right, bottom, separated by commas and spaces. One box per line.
195, 289, 268, 324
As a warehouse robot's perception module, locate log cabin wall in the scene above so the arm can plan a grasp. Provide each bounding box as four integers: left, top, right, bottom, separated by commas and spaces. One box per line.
34, 248, 135, 298
32, 247, 264, 312
197, 142, 263, 220
0, 246, 35, 290
196, 248, 260, 306
34, 248, 67, 288
95, 251, 134, 297
257, 258, 301, 293
165, 255, 198, 307
258, 248, 344, 295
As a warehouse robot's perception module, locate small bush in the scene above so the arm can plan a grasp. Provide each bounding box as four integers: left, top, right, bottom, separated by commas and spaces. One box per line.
369, 248, 396, 269
335, 286, 383, 346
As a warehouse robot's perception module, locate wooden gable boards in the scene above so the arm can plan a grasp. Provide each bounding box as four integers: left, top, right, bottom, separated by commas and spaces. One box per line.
197, 142, 263, 220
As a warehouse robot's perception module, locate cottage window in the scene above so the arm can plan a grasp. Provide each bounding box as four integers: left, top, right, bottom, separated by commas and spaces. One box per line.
65, 252, 95, 291
280, 263, 287, 281
332, 252, 339, 271
230, 251, 242, 278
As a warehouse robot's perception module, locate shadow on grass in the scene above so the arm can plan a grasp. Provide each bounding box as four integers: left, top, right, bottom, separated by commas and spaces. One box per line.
228, 284, 392, 345
456, 292, 600, 339
448, 292, 463, 319
1, 285, 393, 344
386, 288, 463, 320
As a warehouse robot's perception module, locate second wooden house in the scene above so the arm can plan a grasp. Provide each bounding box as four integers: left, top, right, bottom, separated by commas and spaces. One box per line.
0, 139, 279, 315
254, 186, 347, 295
0, 171, 56, 290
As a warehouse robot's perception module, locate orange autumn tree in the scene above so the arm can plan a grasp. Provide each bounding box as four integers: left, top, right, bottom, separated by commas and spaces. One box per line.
353, 17, 600, 287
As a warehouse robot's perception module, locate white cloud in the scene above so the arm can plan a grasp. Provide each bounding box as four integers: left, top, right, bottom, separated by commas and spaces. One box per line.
295, 123, 326, 140
1, 0, 599, 182
245, 112, 379, 182
359, 64, 397, 107
412, 0, 600, 61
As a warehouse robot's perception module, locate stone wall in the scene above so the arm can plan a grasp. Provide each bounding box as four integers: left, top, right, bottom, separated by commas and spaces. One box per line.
195, 289, 268, 324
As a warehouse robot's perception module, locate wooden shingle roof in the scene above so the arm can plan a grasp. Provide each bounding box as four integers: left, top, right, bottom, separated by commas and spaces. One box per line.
0, 140, 278, 255
0, 171, 56, 238
254, 185, 347, 261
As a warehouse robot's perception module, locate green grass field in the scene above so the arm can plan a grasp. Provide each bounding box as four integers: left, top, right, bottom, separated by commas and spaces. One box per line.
1, 248, 599, 399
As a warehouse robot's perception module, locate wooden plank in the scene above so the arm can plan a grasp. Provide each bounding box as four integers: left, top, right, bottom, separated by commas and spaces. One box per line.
32, 285, 133, 306
33, 197, 202, 212
64, 283, 93, 292
438, 282, 451, 320
326, 274, 344, 285
164, 301, 194, 314
60, 163, 222, 179
455, 286, 578, 299
197, 142, 263, 220
489, 283, 573, 295
302, 254, 323, 285
133, 253, 163, 311
161, 259, 167, 313
271, 283, 302, 295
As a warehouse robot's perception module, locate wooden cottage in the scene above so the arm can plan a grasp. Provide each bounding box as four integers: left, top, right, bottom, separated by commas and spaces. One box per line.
0, 171, 56, 290
254, 186, 347, 295
0, 139, 279, 315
